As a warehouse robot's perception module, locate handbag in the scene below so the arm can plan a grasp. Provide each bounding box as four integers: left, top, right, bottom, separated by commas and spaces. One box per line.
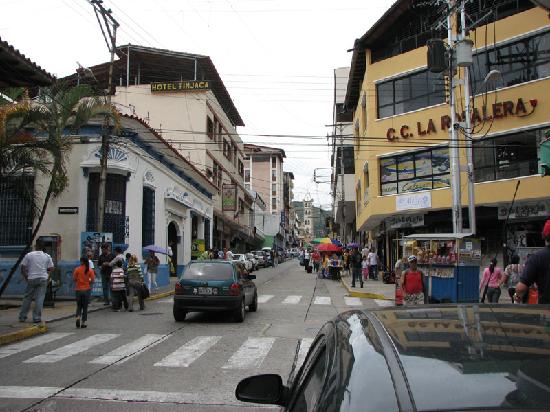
528, 286, 538, 304
141, 283, 150, 299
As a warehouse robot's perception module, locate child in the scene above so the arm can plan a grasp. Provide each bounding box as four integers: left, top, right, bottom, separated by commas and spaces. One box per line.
362, 256, 369, 280
111, 260, 128, 311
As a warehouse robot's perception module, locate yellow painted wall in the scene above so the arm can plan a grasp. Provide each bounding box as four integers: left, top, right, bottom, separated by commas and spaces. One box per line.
354, 7, 550, 231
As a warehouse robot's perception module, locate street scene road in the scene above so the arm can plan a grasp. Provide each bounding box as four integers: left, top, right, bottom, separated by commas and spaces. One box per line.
0, 260, 385, 412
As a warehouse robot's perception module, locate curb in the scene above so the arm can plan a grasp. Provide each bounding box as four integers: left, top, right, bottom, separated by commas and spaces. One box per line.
0, 322, 47, 346
146, 290, 174, 301
339, 278, 393, 300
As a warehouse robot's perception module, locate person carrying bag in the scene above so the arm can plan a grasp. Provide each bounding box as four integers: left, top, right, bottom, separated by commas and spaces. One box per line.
402, 256, 425, 305
126, 254, 145, 312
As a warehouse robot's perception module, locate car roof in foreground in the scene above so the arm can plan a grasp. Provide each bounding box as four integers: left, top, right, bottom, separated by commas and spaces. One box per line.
337, 304, 550, 411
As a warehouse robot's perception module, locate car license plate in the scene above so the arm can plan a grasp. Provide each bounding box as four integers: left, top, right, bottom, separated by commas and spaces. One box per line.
198, 287, 213, 295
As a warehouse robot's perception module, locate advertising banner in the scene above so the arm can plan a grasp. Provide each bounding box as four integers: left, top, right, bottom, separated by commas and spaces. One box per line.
222, 184, 237, 211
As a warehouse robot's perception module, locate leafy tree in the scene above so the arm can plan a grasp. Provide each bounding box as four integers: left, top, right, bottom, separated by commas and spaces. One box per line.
0, 83, 119, 297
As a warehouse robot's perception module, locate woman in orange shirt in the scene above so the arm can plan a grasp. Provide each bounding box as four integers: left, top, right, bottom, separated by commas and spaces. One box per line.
73, 257, 95, 328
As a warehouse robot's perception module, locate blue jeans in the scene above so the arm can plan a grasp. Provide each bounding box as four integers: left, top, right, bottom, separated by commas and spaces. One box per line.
101, 272, 111, 303
19, 278, 48, 322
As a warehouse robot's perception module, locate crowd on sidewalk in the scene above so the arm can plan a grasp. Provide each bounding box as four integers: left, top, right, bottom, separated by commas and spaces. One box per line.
17, 242, 162, 330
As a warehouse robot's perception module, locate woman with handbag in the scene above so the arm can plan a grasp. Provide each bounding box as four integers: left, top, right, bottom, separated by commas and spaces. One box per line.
480, 258, 503, 303
73, 257, 95, 328
127, 254, 145, 312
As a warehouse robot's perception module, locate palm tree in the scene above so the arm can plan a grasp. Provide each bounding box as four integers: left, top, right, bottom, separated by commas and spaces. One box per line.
0, 83, 119, 297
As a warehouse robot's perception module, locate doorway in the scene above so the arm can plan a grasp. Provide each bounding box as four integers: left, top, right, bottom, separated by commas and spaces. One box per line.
168, 221, 179, 277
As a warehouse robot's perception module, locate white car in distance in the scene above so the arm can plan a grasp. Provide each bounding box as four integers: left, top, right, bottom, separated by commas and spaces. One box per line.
232, 254, 253, 272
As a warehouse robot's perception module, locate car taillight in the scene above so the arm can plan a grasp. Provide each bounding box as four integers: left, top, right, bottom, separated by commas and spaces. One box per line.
175, 282, 184, 295
229, 283, 241, 296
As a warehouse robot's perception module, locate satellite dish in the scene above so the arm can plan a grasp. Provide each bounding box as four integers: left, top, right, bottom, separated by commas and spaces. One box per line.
530, 0, 550, 11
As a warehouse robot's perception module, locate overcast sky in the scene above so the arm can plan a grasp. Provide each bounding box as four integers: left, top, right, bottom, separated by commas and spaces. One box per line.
1, 0, 393, 209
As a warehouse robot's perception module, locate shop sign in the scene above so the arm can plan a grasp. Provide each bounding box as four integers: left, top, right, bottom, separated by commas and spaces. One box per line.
222, 184, 237, 211
150, 80, 210, 93
165, 187, 193, 208
386, 214, 425, 229
386, 97, 538, 141
58, 207, 78, 214
396, 192, 431, 211
498, 201, 550, 220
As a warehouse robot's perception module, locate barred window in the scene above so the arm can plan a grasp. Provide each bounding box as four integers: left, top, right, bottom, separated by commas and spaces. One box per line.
142, 187, 155, 247
0, 175, 34, 246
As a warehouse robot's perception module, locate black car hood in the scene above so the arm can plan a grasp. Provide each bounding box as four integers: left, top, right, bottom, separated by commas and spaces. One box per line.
369, 305, 550, 411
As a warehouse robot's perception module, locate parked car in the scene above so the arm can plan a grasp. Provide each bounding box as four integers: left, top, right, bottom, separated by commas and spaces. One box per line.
173, 260, 257, 322
251, 250, 266, 268
236, 304, 550, 411
232, 253, 253, 272
246, 253, 258, 271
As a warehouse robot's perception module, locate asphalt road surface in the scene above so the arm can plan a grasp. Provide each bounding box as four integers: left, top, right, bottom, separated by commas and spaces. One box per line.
0, 260, 384, 412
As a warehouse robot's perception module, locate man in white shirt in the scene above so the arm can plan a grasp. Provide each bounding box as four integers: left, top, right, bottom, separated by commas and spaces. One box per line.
367, 249, 379, 280
18, 240, 54, 324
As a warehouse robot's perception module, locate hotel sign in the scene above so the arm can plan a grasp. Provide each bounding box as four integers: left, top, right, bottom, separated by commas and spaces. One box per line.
386, 97, 538, 141
150, 80, 210, 93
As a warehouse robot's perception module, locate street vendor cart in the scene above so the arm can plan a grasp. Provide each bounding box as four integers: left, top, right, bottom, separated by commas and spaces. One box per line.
403, 233, 481, 303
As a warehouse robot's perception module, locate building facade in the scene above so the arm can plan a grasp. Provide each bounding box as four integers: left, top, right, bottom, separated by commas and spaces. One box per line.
69, 45, 255, 253
330, 67, 356, 245
345, 0, 550, 270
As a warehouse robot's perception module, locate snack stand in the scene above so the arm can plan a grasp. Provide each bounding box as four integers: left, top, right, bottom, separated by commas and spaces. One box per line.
403, 234, 481, 303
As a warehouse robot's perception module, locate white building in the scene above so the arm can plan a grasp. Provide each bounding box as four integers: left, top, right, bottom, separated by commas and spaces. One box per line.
4, 115, 217, 297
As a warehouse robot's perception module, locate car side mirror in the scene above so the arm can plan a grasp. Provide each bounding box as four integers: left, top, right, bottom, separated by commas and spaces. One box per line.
247, 274, 256, 280
235, 374, 287, 406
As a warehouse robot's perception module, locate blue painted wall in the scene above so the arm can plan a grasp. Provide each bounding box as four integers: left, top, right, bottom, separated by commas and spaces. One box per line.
0, 261, 170, 298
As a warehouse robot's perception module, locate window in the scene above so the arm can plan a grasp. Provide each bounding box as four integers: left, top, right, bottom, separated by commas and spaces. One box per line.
335, 146, 355, 174
272, 183, 277, 196
214, 118, 219, 141
244, 169, 250, 182
142, 187, 155, 247
218, 124, 223, 147
272, 156, 277, 168
207, 116, 214, 139
245, 183, 251, 190
472, 30, 550, 94
212, 161, 223, 188
234, 146, 238, 167
380, 147, 450, 196
0, 175, 34, 246
473, 128, 542, 182
271, 169, 277, 182
377, 69, 445, 118
272, 197, 277, 210
87, 173, 127, 243
238, 160, 244, 178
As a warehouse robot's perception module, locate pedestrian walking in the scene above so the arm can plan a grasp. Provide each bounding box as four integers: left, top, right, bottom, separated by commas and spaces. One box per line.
402, 256, 425, 305
343, 250, 350, 277
145, 251, 160, 291
514, 219, 550, 304
18, 240, 54, 324
368, 249, 379, 280
303, 249, 310, 271
73, 256, 95, 328
502, 255, 526, 303
98, 244, 115, 305
480, 258, 503, 303
111, 260, 128, 311
127, 254, 145, 312
311, 250, 321, 273
351, 247, 363, 288
362, 255, 369, 280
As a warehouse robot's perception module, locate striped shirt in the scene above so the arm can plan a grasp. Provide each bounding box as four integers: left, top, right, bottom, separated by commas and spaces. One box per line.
110, 268, 126, 291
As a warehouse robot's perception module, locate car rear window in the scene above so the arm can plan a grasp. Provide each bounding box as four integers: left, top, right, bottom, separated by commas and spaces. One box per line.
182, 263, 234, 281
233, 254, 242, 259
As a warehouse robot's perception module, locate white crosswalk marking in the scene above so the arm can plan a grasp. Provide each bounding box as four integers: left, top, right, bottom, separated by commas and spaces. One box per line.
222, 337, 276, 369
282, 295, 302, 304
344, 297, 362, 306
257, 295, 274, 303
374, 299, 394, 307
0, 386, 62, 399
154, 336, 222, 367
24, 334, 119, 363
314, 296, 331, 305
296, 338, 314, 370
0, 333, 73, 359
90, 334, 166, 364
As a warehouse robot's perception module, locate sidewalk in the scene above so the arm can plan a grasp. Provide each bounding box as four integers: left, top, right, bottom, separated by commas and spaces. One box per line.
0, 278, 177, 346
339, 271, 395, 301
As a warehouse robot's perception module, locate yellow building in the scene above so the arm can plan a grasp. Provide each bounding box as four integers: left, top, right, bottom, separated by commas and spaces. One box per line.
345, 0, 550, 269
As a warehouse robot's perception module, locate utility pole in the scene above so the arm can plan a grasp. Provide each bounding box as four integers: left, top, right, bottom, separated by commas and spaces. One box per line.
460, 0, 476, 235
338, 126, 346, 244
90, 0, 119, 233
446, 1, 462, 234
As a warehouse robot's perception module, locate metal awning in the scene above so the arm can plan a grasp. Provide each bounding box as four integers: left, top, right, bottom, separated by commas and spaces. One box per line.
0, 37, 55, 87
404, 233, 474, 240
